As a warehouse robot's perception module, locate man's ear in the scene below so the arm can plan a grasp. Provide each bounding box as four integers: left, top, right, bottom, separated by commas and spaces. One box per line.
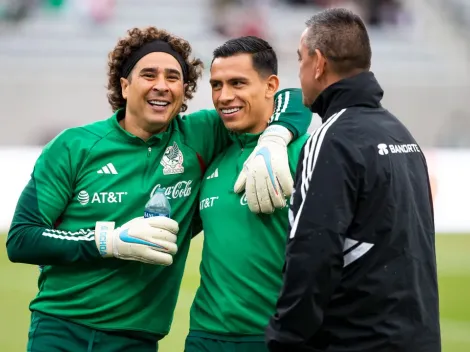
265, 75, 280, 99
314, 48, 326, 80
121, 77, 130, 100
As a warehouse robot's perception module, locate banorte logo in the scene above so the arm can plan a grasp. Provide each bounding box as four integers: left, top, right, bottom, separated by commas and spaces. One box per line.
378, 143, 389, 155
77, 190, 90, 205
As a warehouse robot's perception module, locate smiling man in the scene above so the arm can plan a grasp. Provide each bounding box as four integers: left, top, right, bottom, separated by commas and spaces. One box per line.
6, 28, 312, 351
184, 36, 311, 352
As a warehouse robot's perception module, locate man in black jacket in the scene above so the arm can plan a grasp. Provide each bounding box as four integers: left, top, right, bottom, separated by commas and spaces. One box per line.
265, 8, 441, 352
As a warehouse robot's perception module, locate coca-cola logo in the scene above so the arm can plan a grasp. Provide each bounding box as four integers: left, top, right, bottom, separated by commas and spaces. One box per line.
240, 192, 248, 206
150, 180, 193, 199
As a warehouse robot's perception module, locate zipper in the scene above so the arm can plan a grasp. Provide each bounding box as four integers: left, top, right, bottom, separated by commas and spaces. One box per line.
144, 146, 153, 189
237, 136, 244, 153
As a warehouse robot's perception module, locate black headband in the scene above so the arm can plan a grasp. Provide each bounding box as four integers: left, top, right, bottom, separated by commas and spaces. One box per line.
120, 40, 189, 82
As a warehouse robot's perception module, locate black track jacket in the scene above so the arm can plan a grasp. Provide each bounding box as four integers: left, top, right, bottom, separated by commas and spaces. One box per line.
266, 72, 441, 352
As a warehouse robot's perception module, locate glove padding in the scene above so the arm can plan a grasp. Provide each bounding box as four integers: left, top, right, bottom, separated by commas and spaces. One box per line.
95, 216, 178, 266
234, 125, 294, 214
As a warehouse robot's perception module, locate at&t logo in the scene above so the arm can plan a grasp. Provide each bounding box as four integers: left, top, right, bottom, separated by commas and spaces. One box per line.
77, 190, 90, 205
77, 190, 128, 205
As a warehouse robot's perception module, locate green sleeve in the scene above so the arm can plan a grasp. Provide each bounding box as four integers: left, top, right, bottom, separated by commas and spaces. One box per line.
6, 130, 102, 265
287, 134, 310, 174
270, 88, 313, 139
179, 109, 230, 166
179, 90, 312, 166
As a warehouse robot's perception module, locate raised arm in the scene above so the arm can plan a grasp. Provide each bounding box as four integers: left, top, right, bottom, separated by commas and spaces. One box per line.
235, 88, 313, 213
181, 88, 313, 167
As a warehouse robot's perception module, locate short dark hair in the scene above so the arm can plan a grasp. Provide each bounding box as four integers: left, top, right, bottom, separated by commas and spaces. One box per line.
212, 36, 278, 76
305, 8, 371, 75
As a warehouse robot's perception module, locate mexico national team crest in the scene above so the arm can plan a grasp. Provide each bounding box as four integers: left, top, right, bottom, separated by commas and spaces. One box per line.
160, 142, 185, 175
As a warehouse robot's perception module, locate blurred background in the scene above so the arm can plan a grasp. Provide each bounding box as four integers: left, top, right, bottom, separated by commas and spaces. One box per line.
0, 0, 469, 351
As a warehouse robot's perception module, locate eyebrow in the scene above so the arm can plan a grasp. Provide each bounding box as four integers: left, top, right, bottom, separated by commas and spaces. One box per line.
165, 68, 182, 77
209, 77, 249, 85
139, 67, 182, 77
297, 49, 301, 58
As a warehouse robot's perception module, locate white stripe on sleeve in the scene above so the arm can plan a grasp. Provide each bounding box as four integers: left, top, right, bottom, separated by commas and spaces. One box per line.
270, 92, 283, 123
275, 90, 290, 121
289, 109, 346, 239
343, 242, 374, 267
41, 228, 95, 241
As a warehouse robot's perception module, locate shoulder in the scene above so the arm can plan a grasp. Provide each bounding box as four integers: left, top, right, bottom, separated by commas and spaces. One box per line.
275, 87, 301, 100
79, 118, 116, 139
317, 108, 362, 143
304, 110, 367, 170
178, 109, 219, 123
174, 109, 221, 138
42, 117, 115, 157
273, 88, 305, 112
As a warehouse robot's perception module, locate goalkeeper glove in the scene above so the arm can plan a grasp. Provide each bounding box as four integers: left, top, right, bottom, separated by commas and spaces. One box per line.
234, 125, 294, 214
95, 216, 178, 266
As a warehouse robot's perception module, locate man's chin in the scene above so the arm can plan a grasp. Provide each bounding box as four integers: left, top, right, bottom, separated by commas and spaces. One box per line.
222, 121, 244, 133
147, 108, 178, 122
144, 114, 174, 131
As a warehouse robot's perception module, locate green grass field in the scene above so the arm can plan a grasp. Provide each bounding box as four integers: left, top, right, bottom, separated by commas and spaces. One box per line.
1, 234, 469, 351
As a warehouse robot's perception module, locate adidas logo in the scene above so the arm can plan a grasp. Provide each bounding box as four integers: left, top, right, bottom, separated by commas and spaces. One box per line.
206, 168, 219, 179
97, 163, 118, 175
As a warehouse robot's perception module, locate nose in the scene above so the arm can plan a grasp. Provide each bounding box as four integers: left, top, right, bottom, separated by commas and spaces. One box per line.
219, 85, 235, 104
152, 75, 169, 92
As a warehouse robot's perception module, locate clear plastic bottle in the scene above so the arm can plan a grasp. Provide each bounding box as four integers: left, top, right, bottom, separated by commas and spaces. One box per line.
144, 188, 171, 218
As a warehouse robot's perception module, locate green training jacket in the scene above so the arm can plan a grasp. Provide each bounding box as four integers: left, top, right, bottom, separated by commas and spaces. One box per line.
189, 94, 310, 342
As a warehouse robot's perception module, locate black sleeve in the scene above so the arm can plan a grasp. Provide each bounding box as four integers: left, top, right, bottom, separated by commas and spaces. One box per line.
265, 124, 363, 351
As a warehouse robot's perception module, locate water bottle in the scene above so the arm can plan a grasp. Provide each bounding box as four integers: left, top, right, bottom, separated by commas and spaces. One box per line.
144, 188, 171, 218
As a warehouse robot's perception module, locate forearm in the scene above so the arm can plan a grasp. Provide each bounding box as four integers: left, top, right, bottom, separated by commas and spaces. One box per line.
6, 175, 102, 265
6, 224, 101, 265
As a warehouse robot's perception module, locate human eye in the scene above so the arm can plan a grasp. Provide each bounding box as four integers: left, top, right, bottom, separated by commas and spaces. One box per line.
232, 80, 245, 87
210, 82, 222, 90
167, 74, 180, 81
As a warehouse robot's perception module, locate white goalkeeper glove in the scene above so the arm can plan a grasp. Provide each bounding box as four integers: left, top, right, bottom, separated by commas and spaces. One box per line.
234, 125, 294, 214
95, 216, 178, 266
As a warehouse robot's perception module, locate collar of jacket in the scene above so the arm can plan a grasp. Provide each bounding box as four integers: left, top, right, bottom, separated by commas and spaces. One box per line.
310, 71, 384, 122
110, 108, 178, 146
228, 130, 262, 148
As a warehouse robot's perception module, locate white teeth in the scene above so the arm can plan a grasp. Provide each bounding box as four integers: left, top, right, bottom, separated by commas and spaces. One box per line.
221, 108, 241, 114
149, 100, 169, 106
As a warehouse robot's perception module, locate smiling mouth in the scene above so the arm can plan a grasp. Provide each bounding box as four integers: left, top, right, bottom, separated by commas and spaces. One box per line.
220, 107, 242, 115
148, 100, 170, 107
